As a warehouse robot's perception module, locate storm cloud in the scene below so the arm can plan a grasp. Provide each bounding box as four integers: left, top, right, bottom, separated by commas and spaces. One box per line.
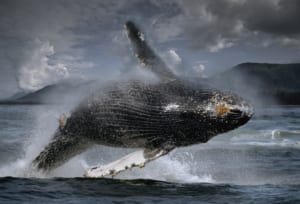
166, 0, 300, 50
0, 0, 299, 98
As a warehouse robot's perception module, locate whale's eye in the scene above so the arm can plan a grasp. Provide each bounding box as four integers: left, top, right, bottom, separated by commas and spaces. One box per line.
215, 103, 229, 117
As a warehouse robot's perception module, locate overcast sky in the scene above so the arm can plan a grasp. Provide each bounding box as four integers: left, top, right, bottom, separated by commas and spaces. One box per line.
0, 0, 299, 97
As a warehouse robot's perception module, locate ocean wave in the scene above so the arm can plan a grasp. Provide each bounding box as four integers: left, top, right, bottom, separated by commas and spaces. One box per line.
271, 129, 300, 140
227, 128, 300, 148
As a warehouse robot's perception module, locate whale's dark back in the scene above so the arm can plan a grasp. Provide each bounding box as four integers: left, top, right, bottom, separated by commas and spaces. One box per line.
60, 79, 251, 148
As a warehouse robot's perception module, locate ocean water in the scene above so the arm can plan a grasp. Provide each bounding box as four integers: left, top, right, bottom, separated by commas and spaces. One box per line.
0, 104, 300, 203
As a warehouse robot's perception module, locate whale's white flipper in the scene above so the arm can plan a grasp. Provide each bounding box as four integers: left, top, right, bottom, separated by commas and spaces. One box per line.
83, 149, 168, 178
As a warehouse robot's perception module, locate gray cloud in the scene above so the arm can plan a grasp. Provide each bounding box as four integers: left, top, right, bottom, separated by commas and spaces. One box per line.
0, 0, 299, 98
243, 0, 300, 36
174, 0, 300, 50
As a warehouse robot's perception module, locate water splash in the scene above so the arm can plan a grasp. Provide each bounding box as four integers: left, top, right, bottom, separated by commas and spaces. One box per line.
116, 153, 214, 183
0, 106, 64, 177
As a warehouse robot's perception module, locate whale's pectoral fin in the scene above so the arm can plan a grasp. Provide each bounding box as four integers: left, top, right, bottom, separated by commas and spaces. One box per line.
83, 147, 174, 178
125, 21, 176, 81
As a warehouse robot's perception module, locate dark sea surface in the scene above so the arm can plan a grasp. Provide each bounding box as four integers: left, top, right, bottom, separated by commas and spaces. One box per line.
0, 105, 300, 203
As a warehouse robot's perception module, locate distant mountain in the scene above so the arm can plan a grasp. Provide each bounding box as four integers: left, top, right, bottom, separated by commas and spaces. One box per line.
6, 91, 28, 100
211, 63, 300, 105
0, 80, 96, 105
1, 63, 299, 105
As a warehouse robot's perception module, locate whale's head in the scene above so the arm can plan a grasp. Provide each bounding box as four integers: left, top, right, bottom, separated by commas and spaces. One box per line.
163, 84, 254, 145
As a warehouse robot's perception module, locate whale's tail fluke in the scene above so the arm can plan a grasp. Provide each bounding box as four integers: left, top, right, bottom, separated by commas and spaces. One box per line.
125, 21, 176, 81
32, 131, 90, 172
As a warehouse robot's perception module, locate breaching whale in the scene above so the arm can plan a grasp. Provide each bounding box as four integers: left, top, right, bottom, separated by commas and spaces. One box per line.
33, 21, 253, 177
